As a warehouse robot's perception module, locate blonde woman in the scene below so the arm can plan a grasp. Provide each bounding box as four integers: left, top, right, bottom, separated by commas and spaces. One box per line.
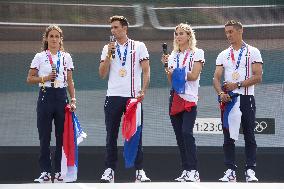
27, 25, 76, 183
161, 23, 204, 182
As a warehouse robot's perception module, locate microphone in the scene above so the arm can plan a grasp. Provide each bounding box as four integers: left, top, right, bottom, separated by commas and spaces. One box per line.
162, 43, 168, 68
51, 63, 56, 88
109, 35, 116, 59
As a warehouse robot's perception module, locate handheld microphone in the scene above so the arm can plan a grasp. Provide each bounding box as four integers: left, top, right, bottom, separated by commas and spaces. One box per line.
51, 63, 56, 88
109, 35, 116, 59
162, 43, 168, 68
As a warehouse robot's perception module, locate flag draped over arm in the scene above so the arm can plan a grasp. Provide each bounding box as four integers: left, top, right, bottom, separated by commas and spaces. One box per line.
122, 98, 142, 168
61, 105, 87, 182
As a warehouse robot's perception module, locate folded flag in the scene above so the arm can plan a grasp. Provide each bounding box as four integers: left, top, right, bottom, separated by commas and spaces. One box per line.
219, 91, 241, 140
170, 91, 196, 115
122, 98, 142, 168
171, 67, 186, 94
61, 105, 87, 182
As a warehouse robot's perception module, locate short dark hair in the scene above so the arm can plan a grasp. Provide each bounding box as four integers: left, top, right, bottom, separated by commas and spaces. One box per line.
225, 20, 243, 29
109, 15, 129, 27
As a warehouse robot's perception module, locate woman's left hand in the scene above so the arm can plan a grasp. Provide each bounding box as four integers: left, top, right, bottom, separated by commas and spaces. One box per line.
136, 90, 145, 101
69, 102, 76, 112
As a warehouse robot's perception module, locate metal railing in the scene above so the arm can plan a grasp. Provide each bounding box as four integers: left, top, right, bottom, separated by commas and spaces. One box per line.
0, 2, 144, 28
147, 5, 284, 30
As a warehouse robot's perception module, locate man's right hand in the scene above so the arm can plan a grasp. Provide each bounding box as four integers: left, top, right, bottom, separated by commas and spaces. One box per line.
108, 42, 116, 55
220, 93, 231, 103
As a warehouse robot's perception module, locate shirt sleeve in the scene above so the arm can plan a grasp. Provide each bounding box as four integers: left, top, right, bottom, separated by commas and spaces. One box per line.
138, 42, 149, 63
250, 47, 263, 64
194, 49, 205, 64
100, 45, 108, 61
216, 51, 224, 66
30, 53, 41, 70
65, 53, 74, 71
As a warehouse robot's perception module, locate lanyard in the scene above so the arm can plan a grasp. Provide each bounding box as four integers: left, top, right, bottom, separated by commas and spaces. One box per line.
176, 50, 190, 68
116, 42, 129, 66
230, 43, 246, 70
46, 50, 61, 74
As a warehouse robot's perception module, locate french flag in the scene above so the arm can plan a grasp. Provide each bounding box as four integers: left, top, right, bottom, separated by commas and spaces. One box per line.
122, 98, 142, 168
61, 105, 87, 182
220, 91, 242, 140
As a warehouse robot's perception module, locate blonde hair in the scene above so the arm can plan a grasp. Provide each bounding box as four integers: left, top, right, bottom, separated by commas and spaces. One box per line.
42, 25, 64, 51
173, 23, 196, 52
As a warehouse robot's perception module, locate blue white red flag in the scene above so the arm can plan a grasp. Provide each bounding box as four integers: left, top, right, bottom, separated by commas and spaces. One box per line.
61, 105, 87, 182
219, 91, 242, 140
122, 98, 142, 168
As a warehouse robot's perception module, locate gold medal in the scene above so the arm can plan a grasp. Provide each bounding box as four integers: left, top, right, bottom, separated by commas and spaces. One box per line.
119, 68, 127, 77
232, 72, 240, 80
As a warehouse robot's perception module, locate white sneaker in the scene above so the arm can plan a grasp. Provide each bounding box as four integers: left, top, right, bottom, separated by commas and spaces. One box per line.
175, 170, 200, 182
135, 169, 151, 182
53, 172, 64, 183
245, 169, 258, 182
34, 172, 52, 183
219, 169, 236, 182
100, 168, 114, 183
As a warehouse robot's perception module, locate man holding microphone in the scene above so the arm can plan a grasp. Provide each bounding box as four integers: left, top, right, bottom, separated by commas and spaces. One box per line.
98, 15, 151, 183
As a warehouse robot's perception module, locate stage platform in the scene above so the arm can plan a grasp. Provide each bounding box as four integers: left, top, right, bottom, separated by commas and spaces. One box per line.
0, 182, 284, 189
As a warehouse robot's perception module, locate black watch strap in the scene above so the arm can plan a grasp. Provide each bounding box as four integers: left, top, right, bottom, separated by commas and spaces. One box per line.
237, 82, 242, 89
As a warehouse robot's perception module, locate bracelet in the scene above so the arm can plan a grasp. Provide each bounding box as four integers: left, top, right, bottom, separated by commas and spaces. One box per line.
218, 91, 225, 96
71, 98, 76, 102
164, 68, 170, 74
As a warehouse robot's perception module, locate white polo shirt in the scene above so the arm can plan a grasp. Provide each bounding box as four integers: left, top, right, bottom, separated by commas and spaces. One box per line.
101, 39, 149, 97
30, 51, 74, 88
168, 48, 205, 103
216, 43, 263, 95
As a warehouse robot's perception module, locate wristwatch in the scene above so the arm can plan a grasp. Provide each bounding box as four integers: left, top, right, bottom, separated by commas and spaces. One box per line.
237, 82, 242, 89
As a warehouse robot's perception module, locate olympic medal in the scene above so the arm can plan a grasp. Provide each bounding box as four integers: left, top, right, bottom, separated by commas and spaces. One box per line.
119, 68, 127, 77
232, 72, 240, 80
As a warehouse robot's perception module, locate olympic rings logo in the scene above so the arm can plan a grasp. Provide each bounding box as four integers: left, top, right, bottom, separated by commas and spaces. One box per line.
254, 121, 268, 133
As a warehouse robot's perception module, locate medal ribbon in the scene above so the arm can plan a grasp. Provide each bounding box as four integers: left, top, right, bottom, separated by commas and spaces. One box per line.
176, 50, 190, 68
116, 41, 129, 67
230, 43, 245, 70
46, 50, 61, 75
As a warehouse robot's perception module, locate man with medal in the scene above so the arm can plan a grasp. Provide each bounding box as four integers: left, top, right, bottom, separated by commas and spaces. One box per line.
99, 15, 150, 183
213, 20, 263, 182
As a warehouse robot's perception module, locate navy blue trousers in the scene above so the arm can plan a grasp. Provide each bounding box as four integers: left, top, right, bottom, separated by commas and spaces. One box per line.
223, 95, 257, 171
104, 96, 143, 170
37, 87, 67, 173
169, 91, 198, 171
